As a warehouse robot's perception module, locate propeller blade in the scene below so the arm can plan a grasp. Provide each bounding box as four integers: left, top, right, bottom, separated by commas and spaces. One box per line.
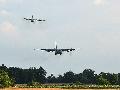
76, 48, 81, 51
69, 51, 73, 56
34, 49, 41, 51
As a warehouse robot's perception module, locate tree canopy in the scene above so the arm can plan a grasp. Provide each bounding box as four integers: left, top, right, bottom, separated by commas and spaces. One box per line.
0, 70, 13, 88
0, 64, 120, 87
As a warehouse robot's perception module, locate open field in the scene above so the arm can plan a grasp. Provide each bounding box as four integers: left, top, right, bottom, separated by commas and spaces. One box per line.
0, 88, 61, 90
0, 89, 120, 90
1, 84, 120, 90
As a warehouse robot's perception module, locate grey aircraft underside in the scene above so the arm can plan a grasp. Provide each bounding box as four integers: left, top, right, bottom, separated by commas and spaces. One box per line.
34, 43, 75, 55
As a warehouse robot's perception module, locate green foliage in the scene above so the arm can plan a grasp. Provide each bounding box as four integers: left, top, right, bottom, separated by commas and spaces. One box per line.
75, 81, 82, 85
1, 64, 120, 87
27, 80, 40, 86
63, 71, 75, 83
82, 69, 96, 84
0, 70, 13, 88
47, 74, 57, 83
97, 76, 110, 85
99, 72, 118, 85
8, 66, 47, 84
118, 73, 120, 85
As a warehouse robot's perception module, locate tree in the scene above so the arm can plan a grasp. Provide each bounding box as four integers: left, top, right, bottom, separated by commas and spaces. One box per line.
74, 73, 82, 84
63, 71, 75, 83
81, 69, 97, 84
34, 67, 47, 83
117, 73, 120, 85
47, 74, 57, 83
0, 64, 8, 72
97, 76, 110, 85
0, 70, 13, 88
99, 72, 118, 85
56, 75, 63, 83
8, 67, 23, 84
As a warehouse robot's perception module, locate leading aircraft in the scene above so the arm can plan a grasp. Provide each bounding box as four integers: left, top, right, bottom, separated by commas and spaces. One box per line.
34, 42, 75, 55
24, 15, 45, 22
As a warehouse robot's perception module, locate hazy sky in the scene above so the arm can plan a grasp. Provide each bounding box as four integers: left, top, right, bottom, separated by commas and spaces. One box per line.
0, 0, 120, 75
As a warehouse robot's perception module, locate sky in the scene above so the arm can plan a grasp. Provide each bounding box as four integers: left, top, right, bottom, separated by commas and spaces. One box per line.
0, 0, 120, 76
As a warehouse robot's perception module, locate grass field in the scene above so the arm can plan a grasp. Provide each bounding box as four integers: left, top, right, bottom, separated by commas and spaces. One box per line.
0, 88, 120, 90
1, 84, 120, 90
0, 88, 61, 90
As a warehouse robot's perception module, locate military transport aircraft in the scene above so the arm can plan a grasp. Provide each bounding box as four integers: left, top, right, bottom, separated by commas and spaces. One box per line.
34, 42, 76, 55
24, 15, 45, 22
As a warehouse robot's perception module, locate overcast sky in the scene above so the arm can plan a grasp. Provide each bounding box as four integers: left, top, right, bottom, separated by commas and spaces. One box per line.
0, 0, 120, 76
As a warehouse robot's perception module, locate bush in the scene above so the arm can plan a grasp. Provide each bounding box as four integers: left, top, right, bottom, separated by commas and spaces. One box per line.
0, 70, 13, 88
97, 77, 110, 85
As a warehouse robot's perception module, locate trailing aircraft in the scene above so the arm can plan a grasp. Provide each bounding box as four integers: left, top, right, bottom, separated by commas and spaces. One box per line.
24, 15, 45, 22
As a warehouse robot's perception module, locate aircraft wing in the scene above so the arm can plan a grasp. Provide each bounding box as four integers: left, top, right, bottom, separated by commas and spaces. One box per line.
24, 18, 27, 20
37, 19, 42, 21
24, 18, 36, 20
41, 49, 55, 52
61, 48, 75, 52
28, 19, 32, 20
24, 18, 32, 20
33, 19, 37, 20
37, 19, 46, 21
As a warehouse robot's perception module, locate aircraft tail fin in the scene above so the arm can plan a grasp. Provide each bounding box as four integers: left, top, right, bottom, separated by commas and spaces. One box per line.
55, 41, 57, 49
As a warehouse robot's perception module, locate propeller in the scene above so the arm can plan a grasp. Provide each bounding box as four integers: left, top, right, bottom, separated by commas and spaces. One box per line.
76, 48, 81, 51
33, 48, 41, 51
69, 48, 80, 56
69, 51, 73, 56
43, 20, 46, 21
34, 48, 46, 53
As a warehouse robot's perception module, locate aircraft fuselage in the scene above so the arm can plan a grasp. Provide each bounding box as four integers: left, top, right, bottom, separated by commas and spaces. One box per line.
31, 20, 34, 22
55, 49, 62, 55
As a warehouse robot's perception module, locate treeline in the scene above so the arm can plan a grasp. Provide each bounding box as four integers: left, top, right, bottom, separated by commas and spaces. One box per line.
0, 64, 120, 86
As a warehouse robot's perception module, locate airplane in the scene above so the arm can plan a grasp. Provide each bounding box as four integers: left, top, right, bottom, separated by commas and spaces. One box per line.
24, 15, 45, 22
34, 42, 75, 55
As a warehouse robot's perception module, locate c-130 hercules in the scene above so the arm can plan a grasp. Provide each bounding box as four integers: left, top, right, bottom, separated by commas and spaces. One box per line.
24, 15, 45, 22
34, 42, 76, 55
